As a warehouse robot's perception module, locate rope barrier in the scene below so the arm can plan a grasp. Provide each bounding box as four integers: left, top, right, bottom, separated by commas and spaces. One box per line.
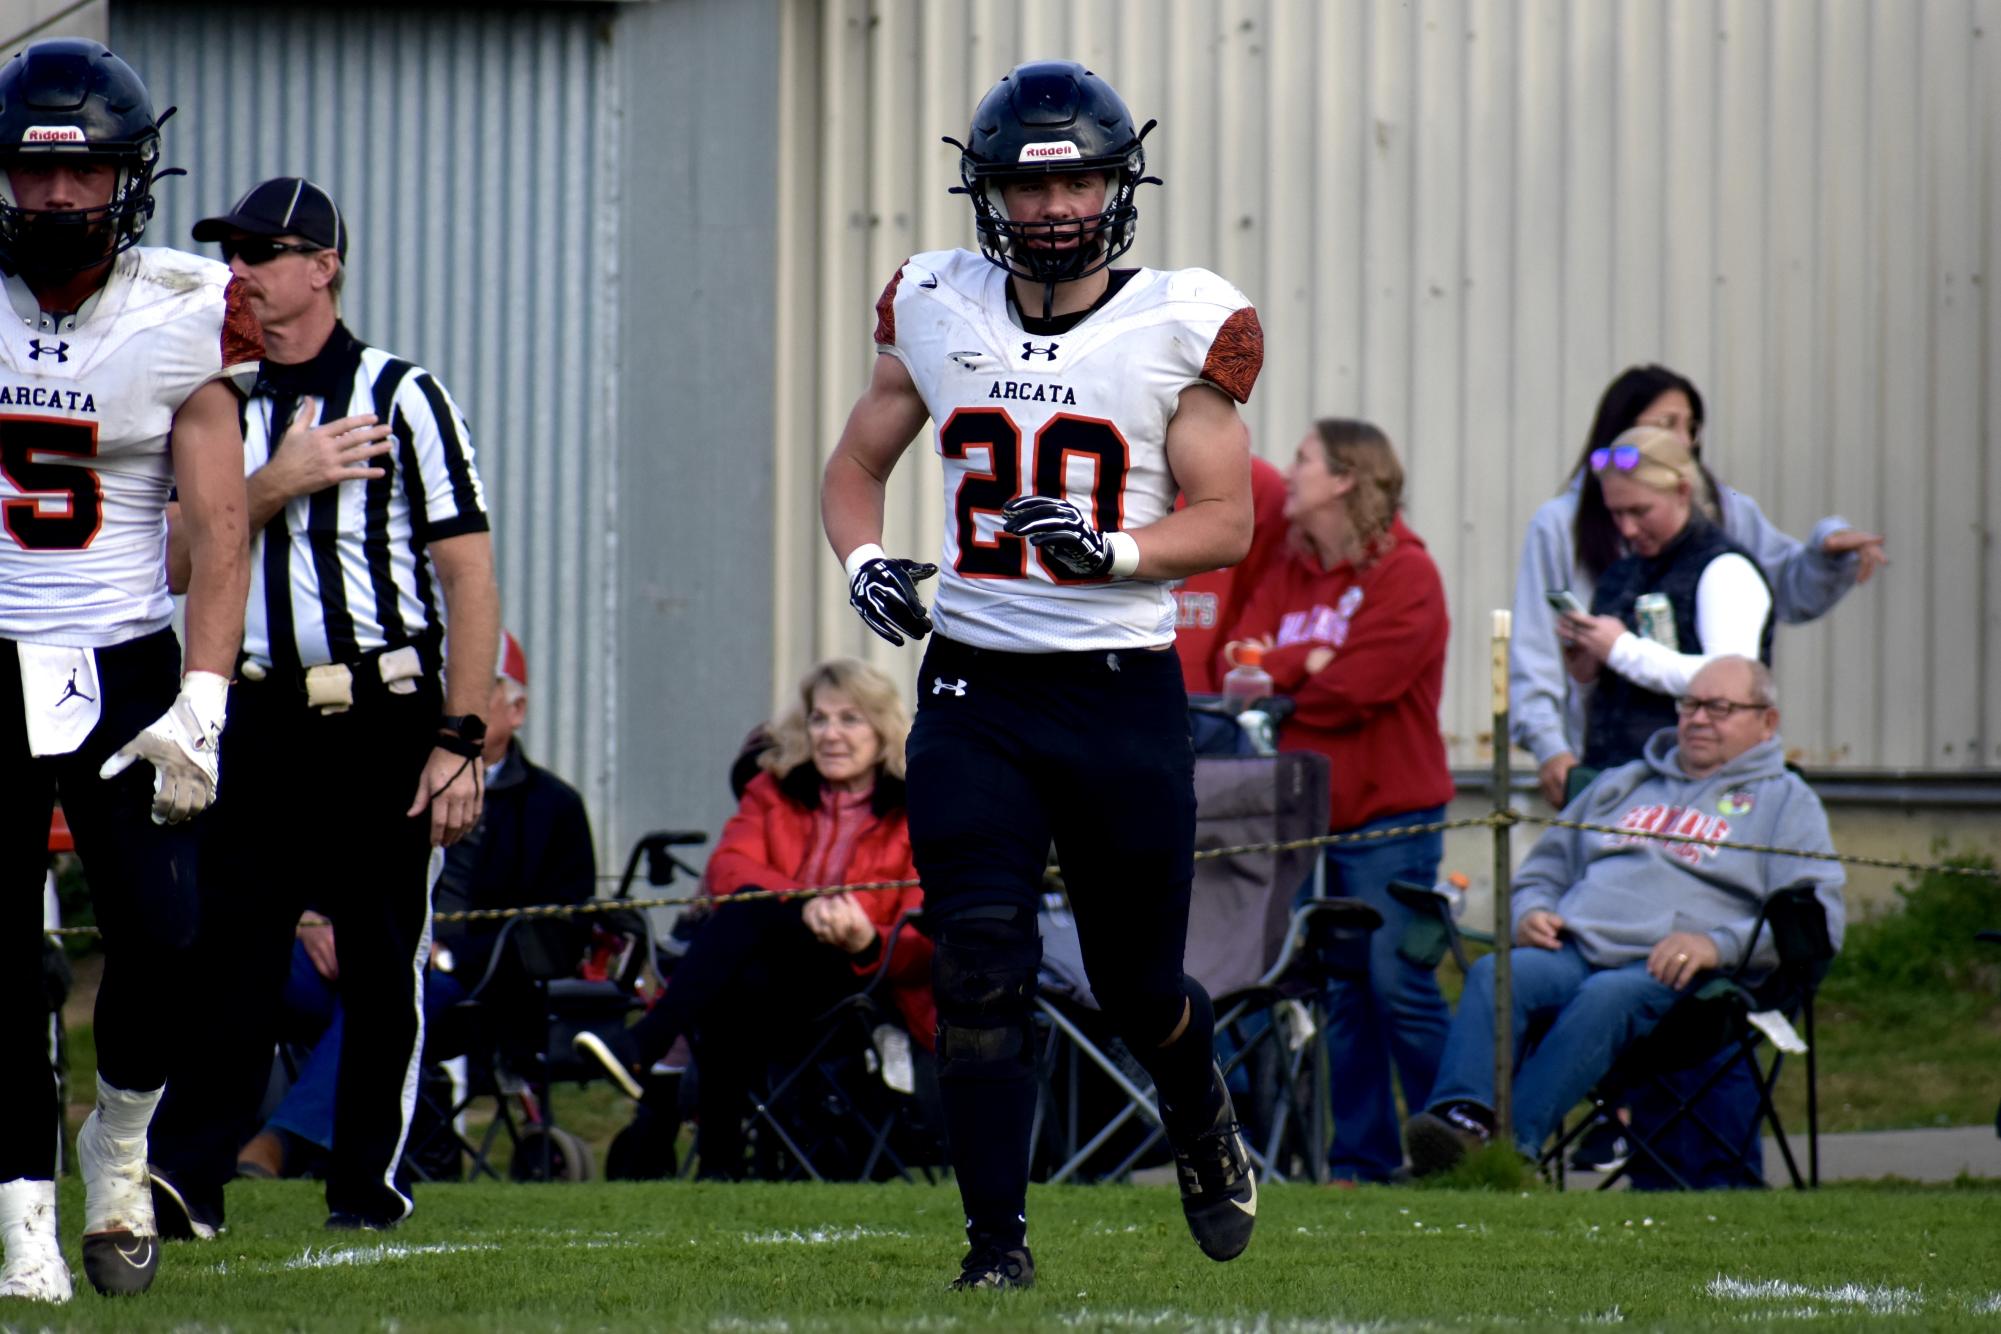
41, 808, 1996, 941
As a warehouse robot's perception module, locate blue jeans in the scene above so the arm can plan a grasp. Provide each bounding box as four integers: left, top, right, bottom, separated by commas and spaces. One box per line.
267, 942, 465, 1151
1319, 806, 1451, 1182
1426, 944, 1680, 1157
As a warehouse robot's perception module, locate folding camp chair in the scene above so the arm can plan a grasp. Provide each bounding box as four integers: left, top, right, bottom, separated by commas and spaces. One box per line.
1539, 883, 1836, 1190
737, 907, 944, 1183
407, 837, 678, 1182
1029, 751, 1382, 1185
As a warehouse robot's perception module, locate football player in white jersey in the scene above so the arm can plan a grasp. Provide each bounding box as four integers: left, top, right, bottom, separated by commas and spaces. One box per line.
821, 60, 1263, 1291
0, 40, 250, 1304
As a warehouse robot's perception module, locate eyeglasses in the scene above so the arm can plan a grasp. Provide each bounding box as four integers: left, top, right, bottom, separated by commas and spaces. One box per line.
1675, 696, 1769, 720
1590, 444, 1642, 472
220, 237, 324, 266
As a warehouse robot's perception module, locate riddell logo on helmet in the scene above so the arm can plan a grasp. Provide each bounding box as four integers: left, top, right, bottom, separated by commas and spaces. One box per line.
1017, 142, 1082, 164
23, 126, 87, 144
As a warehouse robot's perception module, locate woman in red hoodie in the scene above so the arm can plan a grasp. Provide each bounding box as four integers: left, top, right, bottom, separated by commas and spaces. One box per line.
576, 658, 932, 1177
1224, 419, 1454, 1184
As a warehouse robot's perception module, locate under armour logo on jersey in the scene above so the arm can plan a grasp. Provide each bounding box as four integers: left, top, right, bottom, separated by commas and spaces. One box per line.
1020, 341, 1060, 361
932, 677, 968, 697
27, 338, 68, 362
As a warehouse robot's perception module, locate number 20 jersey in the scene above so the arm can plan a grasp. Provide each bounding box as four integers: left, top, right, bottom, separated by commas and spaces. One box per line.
875, 248, 1262, 654
0, 246, 258, 647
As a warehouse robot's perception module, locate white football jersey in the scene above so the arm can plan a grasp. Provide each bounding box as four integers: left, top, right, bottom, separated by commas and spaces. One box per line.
0, 247, 256, 647
877, 248, 1262, 653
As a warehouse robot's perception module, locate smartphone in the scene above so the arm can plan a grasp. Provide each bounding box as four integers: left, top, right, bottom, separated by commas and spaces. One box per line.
1545, 589, 1588, 617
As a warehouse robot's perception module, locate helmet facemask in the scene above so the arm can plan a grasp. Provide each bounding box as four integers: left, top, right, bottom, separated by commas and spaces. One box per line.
0, 142, 159, 279
963, 151, 1145, 287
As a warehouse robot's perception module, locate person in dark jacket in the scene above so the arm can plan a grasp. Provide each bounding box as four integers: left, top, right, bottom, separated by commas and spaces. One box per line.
232, 630, 594, 1180
1557, 426, 1775, 772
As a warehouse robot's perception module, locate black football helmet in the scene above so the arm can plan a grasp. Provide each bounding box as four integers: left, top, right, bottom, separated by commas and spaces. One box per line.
0, 39, 163, 277
945, 61, 1158, 288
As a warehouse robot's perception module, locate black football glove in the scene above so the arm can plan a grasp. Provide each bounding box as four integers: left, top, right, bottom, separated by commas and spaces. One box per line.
1001, 495, 1126, 578
847, 551, 937, 646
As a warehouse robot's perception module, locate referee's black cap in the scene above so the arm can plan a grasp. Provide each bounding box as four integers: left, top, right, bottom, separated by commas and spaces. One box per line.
193, 177, 347, 259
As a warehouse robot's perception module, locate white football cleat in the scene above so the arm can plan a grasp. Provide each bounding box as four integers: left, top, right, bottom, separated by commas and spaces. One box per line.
0, 1178, 72, 1304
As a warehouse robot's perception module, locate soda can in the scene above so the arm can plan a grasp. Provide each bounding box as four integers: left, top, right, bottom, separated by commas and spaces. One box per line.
1635, 592, 1679, 652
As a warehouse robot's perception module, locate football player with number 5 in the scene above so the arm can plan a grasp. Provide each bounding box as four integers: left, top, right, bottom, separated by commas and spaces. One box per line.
821, 60, 1263, 1291
0, 40, 251, 1304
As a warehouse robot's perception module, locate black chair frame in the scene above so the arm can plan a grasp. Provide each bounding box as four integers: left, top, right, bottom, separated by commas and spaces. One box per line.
1540, 882, 1835, 1191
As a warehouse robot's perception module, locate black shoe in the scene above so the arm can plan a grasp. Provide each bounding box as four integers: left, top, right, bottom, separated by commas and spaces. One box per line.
325, 1212, 399, 1233
572, 1029, 646, 1100
147, 1169, 220, 1242
949, 1244, 1034, 1291
1404, 1104, 1491, 1178
1169, 1068, 1257, 1262
1568, 1121, 1631, 1174
80, 1231, 157, 1296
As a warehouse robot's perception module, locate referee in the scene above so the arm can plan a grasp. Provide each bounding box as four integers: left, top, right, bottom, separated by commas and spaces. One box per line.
150, 177, 500, 1235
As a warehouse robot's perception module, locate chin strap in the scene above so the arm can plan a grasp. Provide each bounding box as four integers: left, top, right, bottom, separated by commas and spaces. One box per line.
1040, 281, 1056, 321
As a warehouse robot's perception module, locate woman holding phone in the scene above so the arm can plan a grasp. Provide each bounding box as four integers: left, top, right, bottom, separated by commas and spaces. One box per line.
1556, 427, 1775, 770
1509, 364, 1884, 805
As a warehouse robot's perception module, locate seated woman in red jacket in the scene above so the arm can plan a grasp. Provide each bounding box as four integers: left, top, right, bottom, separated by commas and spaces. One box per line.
574, 658, 931, 1177
1223, 419, 1455, 1184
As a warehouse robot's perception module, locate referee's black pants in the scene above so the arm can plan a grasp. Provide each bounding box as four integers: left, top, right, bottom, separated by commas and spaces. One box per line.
0, 629, 199, 1184
150, 670, 441, 1226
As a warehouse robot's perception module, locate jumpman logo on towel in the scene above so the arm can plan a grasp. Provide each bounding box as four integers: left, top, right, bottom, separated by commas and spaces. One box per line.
55, 669, 95, 707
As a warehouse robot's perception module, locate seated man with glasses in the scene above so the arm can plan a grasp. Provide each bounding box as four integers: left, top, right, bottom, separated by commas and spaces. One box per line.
1402, 654, 1845, 1175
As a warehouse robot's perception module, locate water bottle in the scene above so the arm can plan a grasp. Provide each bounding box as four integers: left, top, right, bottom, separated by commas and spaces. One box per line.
1433, 871, 1470, 920
1220, 644, 1275, 715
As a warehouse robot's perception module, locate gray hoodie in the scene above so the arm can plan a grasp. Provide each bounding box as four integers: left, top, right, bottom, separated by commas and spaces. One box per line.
1512, 728, 1846, 976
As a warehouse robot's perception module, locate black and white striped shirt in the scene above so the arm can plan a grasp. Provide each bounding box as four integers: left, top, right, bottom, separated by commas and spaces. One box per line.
241, 322, 488, 671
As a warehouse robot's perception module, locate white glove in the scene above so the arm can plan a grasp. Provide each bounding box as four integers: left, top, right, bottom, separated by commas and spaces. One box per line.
98, 670, 229, 824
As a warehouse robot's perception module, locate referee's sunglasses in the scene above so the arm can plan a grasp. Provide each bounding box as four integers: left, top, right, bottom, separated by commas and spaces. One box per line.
220, 237, 325, 266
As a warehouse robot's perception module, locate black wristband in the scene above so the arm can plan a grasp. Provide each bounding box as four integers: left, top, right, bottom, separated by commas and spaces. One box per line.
434, 731, 483, 759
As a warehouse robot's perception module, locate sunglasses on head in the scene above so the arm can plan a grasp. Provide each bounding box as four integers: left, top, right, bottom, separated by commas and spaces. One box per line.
1590, 444, 1642, 472
220, 237, 324, 266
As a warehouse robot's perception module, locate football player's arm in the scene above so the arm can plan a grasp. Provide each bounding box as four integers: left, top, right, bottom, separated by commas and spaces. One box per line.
170, 380, 250, 676
1133, 382, 1253, 580
164, 394, 393, 592
820, 353, 930, 562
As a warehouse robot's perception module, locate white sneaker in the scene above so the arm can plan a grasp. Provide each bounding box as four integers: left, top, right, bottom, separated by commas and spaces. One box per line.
78, 1107, 160, 1295
0, 1179, 72, 1304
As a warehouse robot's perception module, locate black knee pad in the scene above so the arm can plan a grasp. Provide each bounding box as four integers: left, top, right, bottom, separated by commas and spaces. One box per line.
1105, 973, 1211, 1053
931, 903, 1039, 1083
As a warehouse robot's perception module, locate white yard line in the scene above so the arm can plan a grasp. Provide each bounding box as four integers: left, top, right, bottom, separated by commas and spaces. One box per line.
1705, 1276, 1926, 1316
741, 1224, 912, 1246
285, 1241, 500, 1270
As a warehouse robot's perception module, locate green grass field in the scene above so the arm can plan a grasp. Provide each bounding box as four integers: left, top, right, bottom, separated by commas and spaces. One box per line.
17, 1175, 2001, 1332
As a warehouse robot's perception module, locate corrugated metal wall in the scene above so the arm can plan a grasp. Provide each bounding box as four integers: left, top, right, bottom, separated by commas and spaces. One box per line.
775, 0, 2001, 773
114, 2, 624, 817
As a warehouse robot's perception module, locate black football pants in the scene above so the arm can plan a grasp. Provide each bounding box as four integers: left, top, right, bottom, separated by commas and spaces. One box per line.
149, 669, 441, 1224
0, 629, 198, 1184
906, 635, 1207, 1249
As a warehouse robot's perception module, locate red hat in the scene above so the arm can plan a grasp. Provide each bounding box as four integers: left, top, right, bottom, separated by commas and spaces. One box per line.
497, 630, 528, 688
